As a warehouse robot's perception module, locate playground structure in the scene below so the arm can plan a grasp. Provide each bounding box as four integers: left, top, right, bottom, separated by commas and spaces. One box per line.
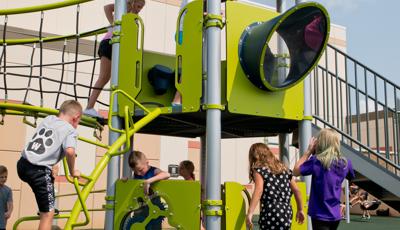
0, 0, 333, 229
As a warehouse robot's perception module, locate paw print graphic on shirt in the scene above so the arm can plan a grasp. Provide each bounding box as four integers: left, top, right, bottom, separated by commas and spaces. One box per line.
27, 128, 54, 155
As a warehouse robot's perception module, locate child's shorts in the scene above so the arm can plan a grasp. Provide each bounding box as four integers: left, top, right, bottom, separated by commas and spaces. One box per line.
98, 39, 112, 60
17, 157, 55, 213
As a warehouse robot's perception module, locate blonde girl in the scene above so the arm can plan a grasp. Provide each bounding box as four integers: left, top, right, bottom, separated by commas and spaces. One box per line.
293, 128, 355, 230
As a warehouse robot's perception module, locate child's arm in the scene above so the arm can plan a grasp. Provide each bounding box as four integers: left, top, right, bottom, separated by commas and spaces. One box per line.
290, 178, 305, 224
146, 168, 170, 184
246, 170, 263, 229
65, 147, 80, 177
293, 137, 317, 176
5, 194, 13, 219
143, 168, 170, 195
104, 4, 115, 24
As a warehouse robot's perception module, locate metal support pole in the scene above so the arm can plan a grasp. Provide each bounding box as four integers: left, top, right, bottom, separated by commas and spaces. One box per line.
104, 0, 126, 229
200, 136, 207, 200
299, 79, 313, 230
279, 134, 290, 166
122, 136, 134, 178
295, 0, 312, 229
345, 179, 350, 223
277, 0, 290, 167
205, 0, 222, 229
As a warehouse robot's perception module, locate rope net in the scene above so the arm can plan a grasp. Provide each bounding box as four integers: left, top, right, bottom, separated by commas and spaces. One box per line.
0, 2, 110, 111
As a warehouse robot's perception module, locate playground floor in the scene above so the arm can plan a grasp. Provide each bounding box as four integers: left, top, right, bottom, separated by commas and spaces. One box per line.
338, 215, 400, 230
250, 215, 400, 230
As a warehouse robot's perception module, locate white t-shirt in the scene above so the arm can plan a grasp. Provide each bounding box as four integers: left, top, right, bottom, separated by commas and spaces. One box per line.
22, 115, 78, 168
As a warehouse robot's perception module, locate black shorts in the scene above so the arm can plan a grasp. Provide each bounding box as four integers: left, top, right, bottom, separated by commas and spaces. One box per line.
98, 39, 112, 60
311, 218, 340, 230
17, 157, 55, 213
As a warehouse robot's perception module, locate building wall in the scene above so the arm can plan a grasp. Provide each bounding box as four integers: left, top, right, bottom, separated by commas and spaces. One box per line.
0, 0, 349, 229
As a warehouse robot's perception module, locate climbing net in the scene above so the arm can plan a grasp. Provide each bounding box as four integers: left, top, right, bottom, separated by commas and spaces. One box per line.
0, 1, 110, 111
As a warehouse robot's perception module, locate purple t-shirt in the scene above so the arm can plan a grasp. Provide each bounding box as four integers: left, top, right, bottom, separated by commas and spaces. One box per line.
300, 155, 355, 221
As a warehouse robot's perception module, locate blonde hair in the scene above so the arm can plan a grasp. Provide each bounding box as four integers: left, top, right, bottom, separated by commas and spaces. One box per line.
128, 150, 147, 168
59, 100, 82, 116
315, 128, 347, 170
248, 143, 287, 182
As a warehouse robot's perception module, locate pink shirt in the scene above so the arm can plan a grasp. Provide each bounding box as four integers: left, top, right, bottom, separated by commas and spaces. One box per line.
103, 28, 113, 40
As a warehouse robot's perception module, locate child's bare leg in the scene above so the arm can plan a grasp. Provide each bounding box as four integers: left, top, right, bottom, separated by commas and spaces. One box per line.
172, 91, 181, 105
86, 57, 112, 109
39, 210, 55, 230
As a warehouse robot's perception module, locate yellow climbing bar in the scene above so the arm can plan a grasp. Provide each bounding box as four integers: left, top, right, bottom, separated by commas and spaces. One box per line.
64, 98, 161, 229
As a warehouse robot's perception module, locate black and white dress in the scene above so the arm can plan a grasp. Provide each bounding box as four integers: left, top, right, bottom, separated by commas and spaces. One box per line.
256, 167, 293, 230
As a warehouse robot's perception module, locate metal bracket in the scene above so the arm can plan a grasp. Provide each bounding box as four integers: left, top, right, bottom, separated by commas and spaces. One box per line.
274, 53, 290, 58
102, 204, 114, 210
93, 128, 102, 141
0, 110, 4, 125
277, 63, 290, 68
202, 200, 223, 206
109, 37, 120, 44
204, 209, 223, 216
203, 200, 224, 216
23, 113, 38, 128
204, 14, 224, 29
112, 31, 121, 36
105, 195, 115, 201
303, 115, 313, 121
202, 104, 225, 111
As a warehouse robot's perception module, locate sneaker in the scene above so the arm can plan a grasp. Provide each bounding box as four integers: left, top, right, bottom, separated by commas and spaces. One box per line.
83, 108, 102, 118
171, 102, 182, 107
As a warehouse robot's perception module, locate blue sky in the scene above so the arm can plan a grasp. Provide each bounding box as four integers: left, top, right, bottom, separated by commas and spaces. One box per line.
252, 0, 400, 85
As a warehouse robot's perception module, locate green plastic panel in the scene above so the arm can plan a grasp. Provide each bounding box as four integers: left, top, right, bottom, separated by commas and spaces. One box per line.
114, 179, 201, 230
225, 1, 304, 120
223, 181, 308, 229
118, 13, 143, 117
291, 182, 308, 230
223, 182, 246, 230
175, 0, 203, 112
135, 51, 177, 110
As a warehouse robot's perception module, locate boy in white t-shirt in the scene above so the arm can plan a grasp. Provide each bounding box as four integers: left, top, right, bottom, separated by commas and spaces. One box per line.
17, 100, 82, 230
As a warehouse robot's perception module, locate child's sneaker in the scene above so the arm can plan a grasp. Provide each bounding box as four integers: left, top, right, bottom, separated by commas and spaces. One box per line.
83, 108, 102, 118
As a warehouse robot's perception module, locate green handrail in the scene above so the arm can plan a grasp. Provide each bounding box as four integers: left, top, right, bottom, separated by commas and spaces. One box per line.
107, 89, 155, 157
0, 0, 93, 15
62, 157, 92, 186
78, 136, 109, 150
0, 27, 107, 46
56, 189, 106, 198
13, 214, 71, 230
0, 102, 102, 129
71, 178, 91, 228
65, 105, 161, 229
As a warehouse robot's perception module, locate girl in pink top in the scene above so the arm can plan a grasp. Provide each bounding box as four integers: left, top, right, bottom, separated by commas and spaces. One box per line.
84, 0, 145, 118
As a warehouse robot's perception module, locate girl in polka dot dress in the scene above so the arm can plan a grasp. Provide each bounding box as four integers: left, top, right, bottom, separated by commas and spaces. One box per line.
246, 143, 305, 230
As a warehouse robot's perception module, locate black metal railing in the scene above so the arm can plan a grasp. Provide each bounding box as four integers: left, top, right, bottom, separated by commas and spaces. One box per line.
313, 116, 400, 177
311, 44, 400, 173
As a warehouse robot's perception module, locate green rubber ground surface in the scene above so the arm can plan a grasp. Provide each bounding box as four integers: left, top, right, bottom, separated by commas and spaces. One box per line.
251, 215, 400, 230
